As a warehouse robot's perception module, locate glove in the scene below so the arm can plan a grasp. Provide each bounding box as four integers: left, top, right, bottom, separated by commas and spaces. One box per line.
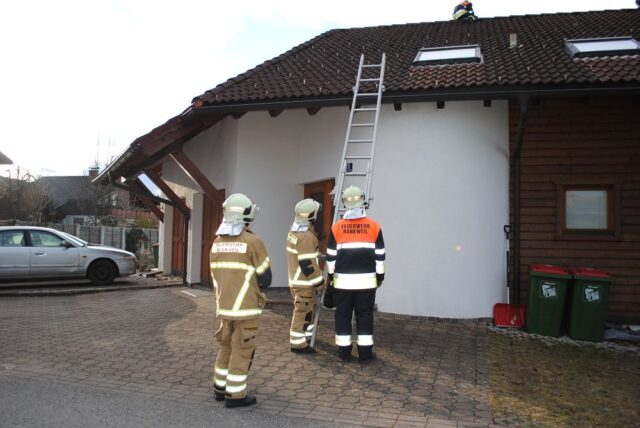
376, 274, 385, 288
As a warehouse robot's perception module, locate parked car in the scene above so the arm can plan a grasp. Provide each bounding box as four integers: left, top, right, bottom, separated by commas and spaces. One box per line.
0, 226, 138, 285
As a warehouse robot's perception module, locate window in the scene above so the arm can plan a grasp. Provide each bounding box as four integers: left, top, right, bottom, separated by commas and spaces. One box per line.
413, 45, 482, 65
565, 37, 640, 58
556, 181, 620, 238
29, 231, 65, 247
0, 230, 25, 247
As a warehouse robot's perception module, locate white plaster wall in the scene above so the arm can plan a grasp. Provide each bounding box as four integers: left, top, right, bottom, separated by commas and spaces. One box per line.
187, 192, 204, 283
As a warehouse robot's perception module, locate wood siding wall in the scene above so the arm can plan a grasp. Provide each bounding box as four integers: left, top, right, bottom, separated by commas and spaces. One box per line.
509, 96, 640, 323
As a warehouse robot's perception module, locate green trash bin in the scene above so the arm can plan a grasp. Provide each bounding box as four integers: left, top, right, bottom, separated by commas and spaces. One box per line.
568, 267, 612, 342
526, 264, 571, 337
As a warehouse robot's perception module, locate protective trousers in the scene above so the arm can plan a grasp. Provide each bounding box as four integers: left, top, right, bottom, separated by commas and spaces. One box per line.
213, 318, 258, 399
334, 289, 376, 359
289, 287, 315, 349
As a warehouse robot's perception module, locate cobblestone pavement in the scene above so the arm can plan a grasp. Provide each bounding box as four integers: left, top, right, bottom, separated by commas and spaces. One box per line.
0, 287, 495, 427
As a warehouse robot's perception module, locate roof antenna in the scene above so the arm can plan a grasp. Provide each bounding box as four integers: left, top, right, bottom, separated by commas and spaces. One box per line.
452, 1, 478, 21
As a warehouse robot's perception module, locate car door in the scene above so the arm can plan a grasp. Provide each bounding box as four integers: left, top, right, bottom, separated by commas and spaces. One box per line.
0, 230, 30, 279
27, 230, 79, 277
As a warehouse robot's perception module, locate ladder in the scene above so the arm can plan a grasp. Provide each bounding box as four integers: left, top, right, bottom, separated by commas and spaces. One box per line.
309, 53, 386, 349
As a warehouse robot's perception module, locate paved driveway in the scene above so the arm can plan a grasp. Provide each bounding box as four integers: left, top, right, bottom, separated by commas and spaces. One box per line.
0, 287, 493, 427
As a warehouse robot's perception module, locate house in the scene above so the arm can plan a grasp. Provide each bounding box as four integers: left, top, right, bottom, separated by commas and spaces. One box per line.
39, 167, 158, 226
96, 9, 640, 322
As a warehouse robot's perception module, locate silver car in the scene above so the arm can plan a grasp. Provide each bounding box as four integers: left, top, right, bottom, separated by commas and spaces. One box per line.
0, 226, 138, 285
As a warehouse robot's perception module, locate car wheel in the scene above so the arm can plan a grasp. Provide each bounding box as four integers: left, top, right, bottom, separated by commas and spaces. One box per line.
88, 260, 117, 285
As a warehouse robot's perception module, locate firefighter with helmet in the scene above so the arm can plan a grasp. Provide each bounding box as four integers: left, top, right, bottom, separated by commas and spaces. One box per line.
325, 186, 385, 363
210, 193, 272, 408
452, 1, 478, 21
286, 198, 324, 353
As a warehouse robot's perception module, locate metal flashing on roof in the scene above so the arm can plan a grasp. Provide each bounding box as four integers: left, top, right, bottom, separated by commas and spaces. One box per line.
565, 37, 640, 58
415, 45, 482, 66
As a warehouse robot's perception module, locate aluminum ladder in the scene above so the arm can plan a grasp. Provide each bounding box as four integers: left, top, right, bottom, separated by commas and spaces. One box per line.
309, 53, 386, 349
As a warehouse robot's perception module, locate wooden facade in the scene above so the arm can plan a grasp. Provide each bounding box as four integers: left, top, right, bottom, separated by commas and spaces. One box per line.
510, 96, 640, 323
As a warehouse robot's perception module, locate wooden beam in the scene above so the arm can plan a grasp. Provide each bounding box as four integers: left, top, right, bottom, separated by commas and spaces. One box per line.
170, 151, 224, 205
268, 109, 283, 118
126, 180, 164, 222
306, 107, 321, 116
143, 169, 190, 215
232, 112, 246, 119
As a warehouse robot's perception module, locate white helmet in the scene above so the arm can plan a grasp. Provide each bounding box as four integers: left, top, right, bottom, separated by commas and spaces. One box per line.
222, 193, 257, 223
342, 185, 365, 209
294, 199, 322, 224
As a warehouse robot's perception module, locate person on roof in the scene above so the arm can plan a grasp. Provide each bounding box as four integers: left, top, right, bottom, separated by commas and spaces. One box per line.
453, 1, 478, 21
210, 193, 272, 408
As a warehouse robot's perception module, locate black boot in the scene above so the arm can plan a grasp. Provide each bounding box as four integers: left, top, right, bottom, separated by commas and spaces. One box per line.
214, 391, 225, 402
357, 345, 375, 364
338, 345, 352, 362
291, 345, 316, 354
225, 394, 257, 408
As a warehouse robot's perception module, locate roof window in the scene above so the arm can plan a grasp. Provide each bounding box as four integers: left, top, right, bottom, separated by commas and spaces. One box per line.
565, 37, 640, 58
413, 45, 482, 65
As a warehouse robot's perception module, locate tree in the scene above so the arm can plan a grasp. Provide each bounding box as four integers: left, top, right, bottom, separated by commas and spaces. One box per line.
0, 167, 53, 223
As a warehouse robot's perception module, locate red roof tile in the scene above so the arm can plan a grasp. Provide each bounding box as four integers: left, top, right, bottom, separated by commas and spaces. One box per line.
195, 9, 640, 106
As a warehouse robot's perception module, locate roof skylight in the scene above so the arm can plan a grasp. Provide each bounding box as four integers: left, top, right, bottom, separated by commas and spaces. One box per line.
413, 45, 482, 65
565, 37, 640, 58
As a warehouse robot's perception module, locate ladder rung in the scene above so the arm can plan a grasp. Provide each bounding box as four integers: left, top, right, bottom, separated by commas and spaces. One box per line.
344, 172, 367, 176
360, 78, 380, 82
351, 123, 374, 127
353, 108, 376, 112
348, 139, 373, 143
362, 64, 382, 68
345, 155, 371, 160
356, 93, 378, 97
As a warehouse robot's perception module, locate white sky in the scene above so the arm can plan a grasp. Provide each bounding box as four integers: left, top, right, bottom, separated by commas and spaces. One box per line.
0, 0, 635, 177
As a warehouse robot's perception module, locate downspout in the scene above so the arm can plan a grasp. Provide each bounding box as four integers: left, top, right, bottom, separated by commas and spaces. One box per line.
512, 95, 529, 305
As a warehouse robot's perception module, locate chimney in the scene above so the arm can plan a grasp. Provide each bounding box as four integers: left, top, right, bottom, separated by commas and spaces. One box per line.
88, 167, 99, 179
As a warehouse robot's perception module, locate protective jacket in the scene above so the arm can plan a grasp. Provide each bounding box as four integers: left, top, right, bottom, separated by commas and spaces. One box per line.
326, 216, 385, 290
210, 229, 271, 319
286, 229, 323, 287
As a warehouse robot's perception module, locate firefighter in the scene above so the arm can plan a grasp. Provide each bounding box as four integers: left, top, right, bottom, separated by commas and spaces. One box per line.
286, 198, 324, 353
452, 1, 478, 21
326, 186, 385, 363
210, 193, 272, 408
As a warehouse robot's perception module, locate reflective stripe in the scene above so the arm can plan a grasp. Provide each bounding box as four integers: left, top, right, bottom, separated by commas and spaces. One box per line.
326, 248, 337, 256
290, 275, 323, 287
256, 257, 270, 274
453, 8, 467, 20
335, 335, 352, 346
306, 324, 314, 331
335, 272, 377, 289
376, 261, 385, 274
225, 384, 246, 394
357, 335, 374, 346
290, 330, 306, 338
337, 242, 376, 250
214, 379, 226, 387
326, 261, 335, 274
217, 308, 262, 318
290, 337, 307, 345
227, 373, 247, 382
210, 262, 255, 271
375, 248, 385, 255
286, 246, 298, 254
214, 366, 228, 376
231, 269, 255, 312
298, 252, 319, 261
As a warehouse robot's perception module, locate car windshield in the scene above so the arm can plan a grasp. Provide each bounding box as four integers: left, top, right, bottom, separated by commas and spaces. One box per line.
59, 231, 87, 247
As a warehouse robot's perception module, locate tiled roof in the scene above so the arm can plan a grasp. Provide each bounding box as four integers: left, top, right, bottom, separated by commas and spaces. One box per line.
0, 151, 12, 165
195, 9, 640, 106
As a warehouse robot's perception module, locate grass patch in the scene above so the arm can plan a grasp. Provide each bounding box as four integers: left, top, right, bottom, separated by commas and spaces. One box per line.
487, 331, 640, 427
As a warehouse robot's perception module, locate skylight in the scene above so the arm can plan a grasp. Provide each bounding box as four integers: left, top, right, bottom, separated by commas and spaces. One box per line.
413, 45, 482, 65
565, 37, 640, 58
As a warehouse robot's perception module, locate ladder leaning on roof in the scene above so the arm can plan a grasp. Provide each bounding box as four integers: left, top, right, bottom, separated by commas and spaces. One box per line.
309, 53, 386, 349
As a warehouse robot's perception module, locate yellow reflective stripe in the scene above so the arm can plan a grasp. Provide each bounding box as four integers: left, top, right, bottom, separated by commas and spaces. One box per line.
290, 275, 323, 286
210, 262, 255, 271
286, 247, 298, 254
232, 270, 255, 312
290, 331, 306, 338
298, 251, 320, 261
290, 337, 307, 345
227, 373, 247, 382
226, 384, 246, 393
214, 366, 228, 376
218, 309, 262, 317
256, 257, 270, 274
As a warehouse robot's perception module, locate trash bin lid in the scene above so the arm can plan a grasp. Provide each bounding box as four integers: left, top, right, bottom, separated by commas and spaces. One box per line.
571, 267, 612, 281
529, 264, 571, 278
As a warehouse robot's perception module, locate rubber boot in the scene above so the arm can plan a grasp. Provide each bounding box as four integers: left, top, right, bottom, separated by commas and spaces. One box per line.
291, 345, 316, 354
225, 394, 257, 408
357, 345, 376, 364
214, 391, 225, 402
338, 345, 352, 362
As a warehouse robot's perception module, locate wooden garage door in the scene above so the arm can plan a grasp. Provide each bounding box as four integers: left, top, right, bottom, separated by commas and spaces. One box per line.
171, 205, 186, 276
304, 179, 335, 255
200, 190, 225, 285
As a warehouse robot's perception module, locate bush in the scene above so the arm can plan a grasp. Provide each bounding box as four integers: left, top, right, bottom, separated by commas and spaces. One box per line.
125, 227, 144, 254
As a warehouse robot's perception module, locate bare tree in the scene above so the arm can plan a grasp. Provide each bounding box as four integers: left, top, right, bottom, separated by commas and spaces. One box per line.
0, 167, 53, 223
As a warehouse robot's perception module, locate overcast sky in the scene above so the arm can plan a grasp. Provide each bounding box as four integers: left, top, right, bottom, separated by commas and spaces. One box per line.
0, 0, 635, 177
